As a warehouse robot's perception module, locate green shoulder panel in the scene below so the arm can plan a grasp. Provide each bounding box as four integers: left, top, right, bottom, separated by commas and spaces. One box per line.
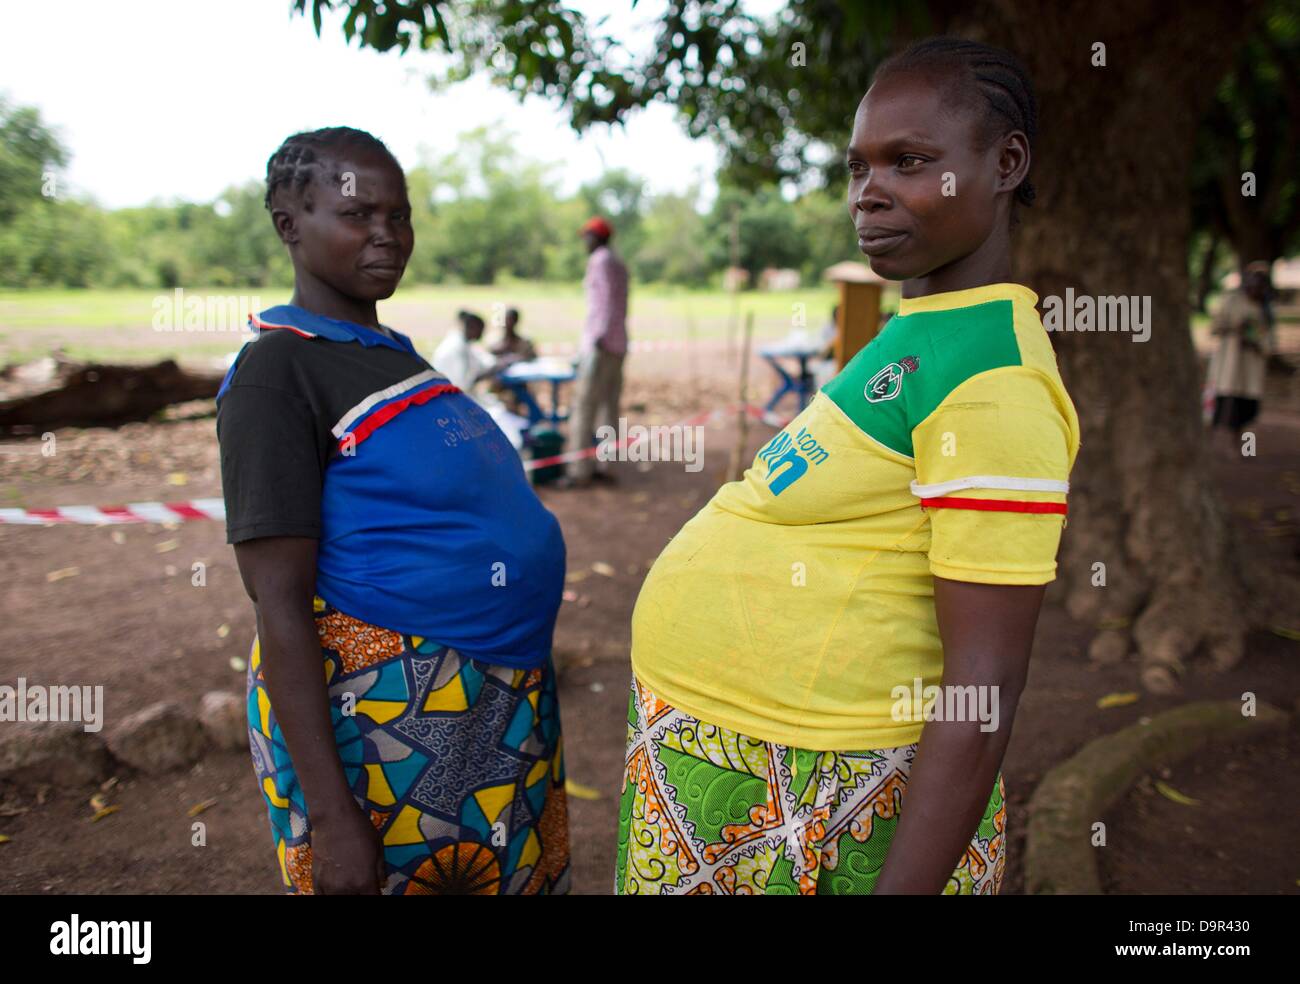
821, 299, 1023, 456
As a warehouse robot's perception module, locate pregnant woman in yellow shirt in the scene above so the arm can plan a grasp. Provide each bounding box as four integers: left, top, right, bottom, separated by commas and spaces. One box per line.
617, 37, 1079, 895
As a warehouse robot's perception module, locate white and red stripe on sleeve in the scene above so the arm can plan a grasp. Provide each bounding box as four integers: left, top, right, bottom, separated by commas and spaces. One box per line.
910, 475, 1069, 515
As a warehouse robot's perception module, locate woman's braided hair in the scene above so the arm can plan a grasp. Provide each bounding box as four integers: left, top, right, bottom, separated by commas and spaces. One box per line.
263, 126, 401, 211
873, 37, 1038, 211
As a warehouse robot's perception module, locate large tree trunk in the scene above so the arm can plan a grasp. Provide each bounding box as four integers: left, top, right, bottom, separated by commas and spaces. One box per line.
949, 1, 1263, 691
1224, 217, 1280, 270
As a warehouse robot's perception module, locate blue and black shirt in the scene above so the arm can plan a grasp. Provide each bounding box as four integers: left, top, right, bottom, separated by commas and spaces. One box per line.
215, 304, 566, 669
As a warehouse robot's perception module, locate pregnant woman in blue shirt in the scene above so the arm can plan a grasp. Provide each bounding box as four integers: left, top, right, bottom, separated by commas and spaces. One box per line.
217, 127, 569, 895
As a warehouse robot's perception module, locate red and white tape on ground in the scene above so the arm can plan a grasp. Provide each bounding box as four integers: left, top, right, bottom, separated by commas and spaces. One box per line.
0, 499, 227, 525
0, 403, 792, 526
521, 403, 729, 471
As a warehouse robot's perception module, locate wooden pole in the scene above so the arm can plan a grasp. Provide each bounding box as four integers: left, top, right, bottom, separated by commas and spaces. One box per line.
726, 207, 740, 363
726, 312, 754, 483
685, 301, 698, 406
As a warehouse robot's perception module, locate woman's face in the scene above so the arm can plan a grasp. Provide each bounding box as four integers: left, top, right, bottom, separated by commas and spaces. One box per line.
275, 147, 414, 302
846, 71, 1017, 282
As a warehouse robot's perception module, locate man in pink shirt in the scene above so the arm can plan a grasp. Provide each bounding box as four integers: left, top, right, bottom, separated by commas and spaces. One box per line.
564, 216, 629, 485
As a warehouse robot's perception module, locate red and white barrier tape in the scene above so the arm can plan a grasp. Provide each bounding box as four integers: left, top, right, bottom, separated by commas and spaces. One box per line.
0, 499, 226, 526
0, 403, 793, 526
520, 403, 731, 471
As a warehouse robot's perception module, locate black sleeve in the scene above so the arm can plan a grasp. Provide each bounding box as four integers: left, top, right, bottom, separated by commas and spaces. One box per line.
216, 383, 328, 544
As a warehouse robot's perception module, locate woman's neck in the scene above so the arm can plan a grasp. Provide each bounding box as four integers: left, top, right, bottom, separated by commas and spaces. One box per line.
901, 228, 1014, 299
290, 277, 380, 329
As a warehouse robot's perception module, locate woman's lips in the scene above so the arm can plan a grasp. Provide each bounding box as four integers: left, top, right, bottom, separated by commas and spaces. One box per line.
857, 230, 909, 256
361, 264, 404, 280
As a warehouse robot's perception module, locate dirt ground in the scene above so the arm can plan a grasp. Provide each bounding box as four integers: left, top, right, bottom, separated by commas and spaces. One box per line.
0, 348, 1297, 895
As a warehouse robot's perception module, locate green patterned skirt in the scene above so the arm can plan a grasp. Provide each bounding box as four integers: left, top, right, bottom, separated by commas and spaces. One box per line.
616, 677, 1006, 895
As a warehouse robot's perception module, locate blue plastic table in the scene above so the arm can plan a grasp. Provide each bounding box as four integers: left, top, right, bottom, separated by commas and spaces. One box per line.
759, 341, 823, 413
498, 359, 578, 428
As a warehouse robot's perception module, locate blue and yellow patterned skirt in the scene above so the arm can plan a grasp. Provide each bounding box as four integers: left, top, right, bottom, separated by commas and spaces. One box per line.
246, 597, 570, 894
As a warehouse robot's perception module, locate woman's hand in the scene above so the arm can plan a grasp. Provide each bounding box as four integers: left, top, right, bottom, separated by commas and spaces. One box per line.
233, 536, 380, 894
872, 577, 1044, 894
311, 803, 387, 895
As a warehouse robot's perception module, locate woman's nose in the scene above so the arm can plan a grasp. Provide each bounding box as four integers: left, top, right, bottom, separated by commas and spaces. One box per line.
855, 180, 890, 212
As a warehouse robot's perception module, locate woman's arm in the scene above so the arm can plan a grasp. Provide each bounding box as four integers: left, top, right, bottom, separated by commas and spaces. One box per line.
871, 577, 1044, 894
234, 536, 386, 894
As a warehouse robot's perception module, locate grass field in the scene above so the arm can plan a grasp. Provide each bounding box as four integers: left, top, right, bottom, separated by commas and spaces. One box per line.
0, 282, 850, 366
0, 282, 1238, 369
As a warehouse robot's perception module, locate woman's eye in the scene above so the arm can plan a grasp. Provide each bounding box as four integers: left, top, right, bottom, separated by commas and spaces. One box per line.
847, 161, 867, 174
898, 155, 926, 169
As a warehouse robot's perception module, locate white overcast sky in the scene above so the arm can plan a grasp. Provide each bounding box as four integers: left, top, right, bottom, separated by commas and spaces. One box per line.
0, 0, 783, 210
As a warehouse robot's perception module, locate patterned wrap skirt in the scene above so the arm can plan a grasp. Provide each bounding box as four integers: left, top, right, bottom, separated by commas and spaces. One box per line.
616, 677, 1005, 895
246, 597, 570, 895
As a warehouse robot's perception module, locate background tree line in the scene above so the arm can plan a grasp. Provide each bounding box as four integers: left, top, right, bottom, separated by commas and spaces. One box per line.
0, 104, 862, 290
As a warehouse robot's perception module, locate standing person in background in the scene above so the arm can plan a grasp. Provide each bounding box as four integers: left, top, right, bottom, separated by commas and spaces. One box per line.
1207, 262, 1274, 460
560, 216, 629, 488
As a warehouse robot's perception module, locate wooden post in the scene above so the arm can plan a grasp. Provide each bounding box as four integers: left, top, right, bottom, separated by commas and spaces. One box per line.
685, 303, 699, 405
726, 208, 742, 363
833, 281, 883, 368
727, 313, 754, 483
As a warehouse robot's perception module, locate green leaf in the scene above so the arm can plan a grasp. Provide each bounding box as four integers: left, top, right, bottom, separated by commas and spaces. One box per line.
1154, 781, 1201, 806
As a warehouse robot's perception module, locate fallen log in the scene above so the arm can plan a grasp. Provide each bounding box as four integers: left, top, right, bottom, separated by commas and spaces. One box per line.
0, 357, 223, 432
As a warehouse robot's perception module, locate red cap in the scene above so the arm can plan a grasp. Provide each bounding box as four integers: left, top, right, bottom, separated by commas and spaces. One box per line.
580, 216, 613, 239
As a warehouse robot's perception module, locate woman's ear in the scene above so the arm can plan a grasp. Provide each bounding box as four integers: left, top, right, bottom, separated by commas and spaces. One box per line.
996, 130, 1031, 196
271, 206, 299, 247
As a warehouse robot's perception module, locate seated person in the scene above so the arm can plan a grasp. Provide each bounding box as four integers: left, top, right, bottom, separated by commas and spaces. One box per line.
820, 304, 839, 359
491, 307, 538, 362
433, 310, 498, 393
433, 310, 530, 450
489, 307, 539, 414
811, 304, 840, 390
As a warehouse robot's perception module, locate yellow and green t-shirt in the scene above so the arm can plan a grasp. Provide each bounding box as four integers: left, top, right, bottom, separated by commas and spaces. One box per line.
630, 282, 1080, 751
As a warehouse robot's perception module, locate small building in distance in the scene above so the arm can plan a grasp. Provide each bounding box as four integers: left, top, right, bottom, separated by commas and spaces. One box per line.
758, 267, 802, 291
722, 266, 750, 292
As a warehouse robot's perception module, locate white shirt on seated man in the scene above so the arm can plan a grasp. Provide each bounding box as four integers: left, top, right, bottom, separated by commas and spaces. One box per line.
432, 311, 529, 450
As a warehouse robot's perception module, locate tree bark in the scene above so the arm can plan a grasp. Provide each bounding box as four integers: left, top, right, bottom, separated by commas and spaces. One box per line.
950, 0, 1264, 691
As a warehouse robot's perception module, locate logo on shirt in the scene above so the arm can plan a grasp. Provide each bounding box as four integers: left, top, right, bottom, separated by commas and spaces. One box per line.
756, 426, 829, 496
864, 355, 919, 403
